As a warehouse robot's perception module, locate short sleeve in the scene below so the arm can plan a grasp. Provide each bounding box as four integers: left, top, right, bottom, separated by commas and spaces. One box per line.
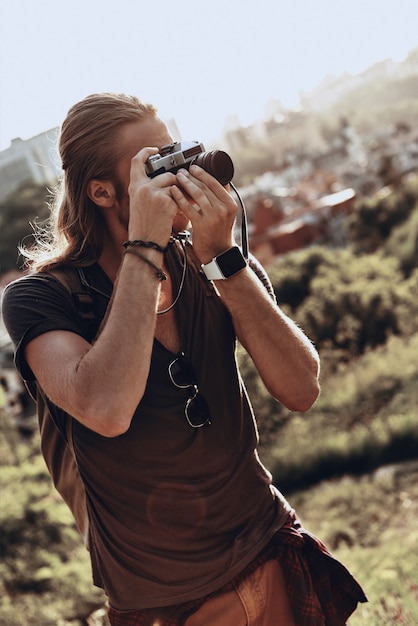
2, 273, 86, 382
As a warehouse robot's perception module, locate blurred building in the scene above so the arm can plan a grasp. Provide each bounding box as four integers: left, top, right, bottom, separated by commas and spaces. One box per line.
0, 129, 60, 202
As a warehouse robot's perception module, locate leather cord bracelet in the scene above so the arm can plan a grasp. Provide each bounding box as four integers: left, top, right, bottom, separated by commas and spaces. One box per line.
123, 248, 167, 281
122, 239, 167, 253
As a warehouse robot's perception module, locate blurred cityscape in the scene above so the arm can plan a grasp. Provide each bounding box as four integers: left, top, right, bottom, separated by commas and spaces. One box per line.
2, 47, 417, 271
222, 48, 418, 265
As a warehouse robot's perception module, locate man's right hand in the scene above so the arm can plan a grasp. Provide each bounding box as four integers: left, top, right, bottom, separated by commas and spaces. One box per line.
128, 147, 178, 248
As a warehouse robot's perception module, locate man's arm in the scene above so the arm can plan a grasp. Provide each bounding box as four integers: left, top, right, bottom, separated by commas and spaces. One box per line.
25, 148, 179, 437
171, 165, 320, 412
25, 248, 164, 437
214, 267, 320, 411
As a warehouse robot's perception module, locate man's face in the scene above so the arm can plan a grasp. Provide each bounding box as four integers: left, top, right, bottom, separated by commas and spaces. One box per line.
115, 117, 190, 233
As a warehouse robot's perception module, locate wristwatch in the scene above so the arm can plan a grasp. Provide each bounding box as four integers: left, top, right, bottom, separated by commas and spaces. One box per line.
201, 246, 247, 280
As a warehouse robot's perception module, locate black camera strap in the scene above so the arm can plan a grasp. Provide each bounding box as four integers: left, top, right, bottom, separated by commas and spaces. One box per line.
231, 182, 249, 260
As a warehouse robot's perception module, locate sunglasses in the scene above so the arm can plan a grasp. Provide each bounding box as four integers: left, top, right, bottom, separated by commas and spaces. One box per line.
168, 353, 212, 428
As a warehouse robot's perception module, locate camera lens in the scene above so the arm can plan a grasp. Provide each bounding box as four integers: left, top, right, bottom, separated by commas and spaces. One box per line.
191, 150, 234, 185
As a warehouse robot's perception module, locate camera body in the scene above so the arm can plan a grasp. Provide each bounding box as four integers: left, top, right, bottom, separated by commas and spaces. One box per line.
145, 140, 234, 186
146, 140, 205, 177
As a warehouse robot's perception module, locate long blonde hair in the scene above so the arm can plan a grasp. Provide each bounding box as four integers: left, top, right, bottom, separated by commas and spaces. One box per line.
23, 93, 157, 272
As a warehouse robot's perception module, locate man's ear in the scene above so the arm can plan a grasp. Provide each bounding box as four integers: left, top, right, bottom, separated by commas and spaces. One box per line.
87, 180, 116, 207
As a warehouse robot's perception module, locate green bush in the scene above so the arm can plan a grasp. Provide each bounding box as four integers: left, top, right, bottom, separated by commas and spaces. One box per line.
269, 246, 418, 359
347, 173, 418, 254
384, 208, 418, 277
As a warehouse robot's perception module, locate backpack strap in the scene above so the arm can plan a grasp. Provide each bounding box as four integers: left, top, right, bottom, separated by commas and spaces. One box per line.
49, 267, 95, 322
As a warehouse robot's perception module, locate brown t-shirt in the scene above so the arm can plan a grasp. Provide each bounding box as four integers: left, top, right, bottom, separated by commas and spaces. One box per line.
2, 239, 291, 610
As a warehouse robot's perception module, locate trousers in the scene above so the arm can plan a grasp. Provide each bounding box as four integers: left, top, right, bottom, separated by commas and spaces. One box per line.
107, 511, 367, 626
184, 559, 296, 626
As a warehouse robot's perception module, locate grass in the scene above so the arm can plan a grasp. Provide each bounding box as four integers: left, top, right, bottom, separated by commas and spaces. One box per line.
258, 333, 418, 492
289, 462, 418, 625
0, 427, 105, 625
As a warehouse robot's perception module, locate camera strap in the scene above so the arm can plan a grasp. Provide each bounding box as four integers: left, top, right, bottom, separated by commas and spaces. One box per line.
231, 182, 249, 259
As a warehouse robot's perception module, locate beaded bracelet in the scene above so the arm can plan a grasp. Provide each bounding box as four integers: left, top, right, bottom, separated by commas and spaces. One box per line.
123, 248, 167, 281
122, 239, 166, 253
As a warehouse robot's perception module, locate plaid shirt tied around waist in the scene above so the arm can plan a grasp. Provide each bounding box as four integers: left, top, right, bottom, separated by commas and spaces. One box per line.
107, 512, 367, 626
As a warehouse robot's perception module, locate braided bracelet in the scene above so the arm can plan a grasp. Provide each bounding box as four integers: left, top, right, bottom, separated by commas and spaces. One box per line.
123, 239, 167, 253
123, 248, 167, 281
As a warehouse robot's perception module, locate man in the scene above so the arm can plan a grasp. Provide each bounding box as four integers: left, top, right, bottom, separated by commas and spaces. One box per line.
2, 93, 366, 625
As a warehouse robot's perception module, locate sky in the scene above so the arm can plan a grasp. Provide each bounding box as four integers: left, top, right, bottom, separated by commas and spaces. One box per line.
0, 0, 417, 151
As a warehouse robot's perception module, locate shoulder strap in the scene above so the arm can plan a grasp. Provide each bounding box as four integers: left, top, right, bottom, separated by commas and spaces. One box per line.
49, 267, 95, 321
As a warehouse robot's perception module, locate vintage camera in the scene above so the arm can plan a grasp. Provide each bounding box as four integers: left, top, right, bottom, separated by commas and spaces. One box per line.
145, 140, 234, 186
